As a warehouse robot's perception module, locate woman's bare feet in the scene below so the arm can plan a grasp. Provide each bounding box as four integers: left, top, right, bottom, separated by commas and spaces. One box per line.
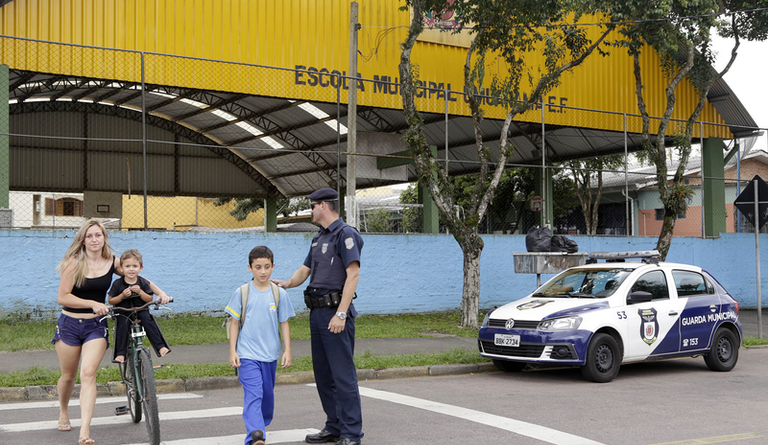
159, 347, 170, 357
58, 410, 71, 431
114, 355, 125, 364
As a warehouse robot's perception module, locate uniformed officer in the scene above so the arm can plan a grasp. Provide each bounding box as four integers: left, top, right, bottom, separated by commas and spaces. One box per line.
273, 187, 364, 445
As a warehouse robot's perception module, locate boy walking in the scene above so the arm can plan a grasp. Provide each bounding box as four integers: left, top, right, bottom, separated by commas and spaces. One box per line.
227, 246, 295, 445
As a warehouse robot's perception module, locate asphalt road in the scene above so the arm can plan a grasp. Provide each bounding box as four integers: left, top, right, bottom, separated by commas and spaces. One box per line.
2, 347, 767, 445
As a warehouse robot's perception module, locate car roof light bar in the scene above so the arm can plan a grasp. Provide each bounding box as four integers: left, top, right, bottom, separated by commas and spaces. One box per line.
586, 250, 661, 264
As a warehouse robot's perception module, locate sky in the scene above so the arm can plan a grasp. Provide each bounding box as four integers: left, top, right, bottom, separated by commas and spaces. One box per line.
711, 36, 768, 152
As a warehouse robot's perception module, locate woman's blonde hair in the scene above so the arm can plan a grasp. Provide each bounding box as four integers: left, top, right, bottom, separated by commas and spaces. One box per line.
58, 219, 114, 287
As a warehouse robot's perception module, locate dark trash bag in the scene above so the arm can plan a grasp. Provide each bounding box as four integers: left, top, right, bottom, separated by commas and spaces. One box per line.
551, 235, 578, 253
525, 226, 552, 252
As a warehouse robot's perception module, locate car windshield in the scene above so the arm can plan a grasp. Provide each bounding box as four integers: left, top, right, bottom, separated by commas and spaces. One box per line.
534, 268, 633, 298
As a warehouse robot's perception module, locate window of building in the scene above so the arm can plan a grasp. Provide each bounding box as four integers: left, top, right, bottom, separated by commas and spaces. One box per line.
45, 198, 84, 217
654, 208, 686, 220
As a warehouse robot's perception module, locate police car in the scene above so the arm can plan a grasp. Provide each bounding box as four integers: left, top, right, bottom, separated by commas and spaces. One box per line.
478, 251, 743, 382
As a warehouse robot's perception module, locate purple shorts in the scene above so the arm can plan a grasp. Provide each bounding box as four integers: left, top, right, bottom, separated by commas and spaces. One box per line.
51, 313, 110, 348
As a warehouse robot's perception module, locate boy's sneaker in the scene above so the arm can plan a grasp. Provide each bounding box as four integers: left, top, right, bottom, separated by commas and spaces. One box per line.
251, 430, 266, 445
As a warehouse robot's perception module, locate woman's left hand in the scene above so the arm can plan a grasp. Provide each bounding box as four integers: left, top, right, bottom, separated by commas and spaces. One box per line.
92, 302, 109, 316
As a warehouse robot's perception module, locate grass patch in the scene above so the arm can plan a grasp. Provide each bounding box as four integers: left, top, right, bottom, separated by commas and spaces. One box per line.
0, 366, 62, 387
0, 319, 58, 352
0, 310, 484, 352
354, 311, 486, 338
353, 347, 487, 369
743, 337, 768, 347
0, 349, 490, 387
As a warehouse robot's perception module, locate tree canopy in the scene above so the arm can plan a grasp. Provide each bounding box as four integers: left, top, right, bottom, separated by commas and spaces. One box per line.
597, 0, 768, 258
399, 0, 614, 327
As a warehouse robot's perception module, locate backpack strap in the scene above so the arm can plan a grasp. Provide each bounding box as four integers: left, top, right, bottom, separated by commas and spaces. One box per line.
270, 281, 280, 319
238, 282, 250, 331
236, 282, 280, 333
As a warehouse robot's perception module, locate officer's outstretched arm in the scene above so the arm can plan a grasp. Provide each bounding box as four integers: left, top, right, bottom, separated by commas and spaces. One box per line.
273, 265, 311, 289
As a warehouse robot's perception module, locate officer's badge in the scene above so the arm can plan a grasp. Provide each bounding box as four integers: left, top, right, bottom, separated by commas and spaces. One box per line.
516, 300, 552, 310
638, 307, 659, 345
322, 243, 328, 254
345, 237, 354, 249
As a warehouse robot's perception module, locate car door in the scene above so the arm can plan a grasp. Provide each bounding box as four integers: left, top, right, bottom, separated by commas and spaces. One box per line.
624, 270, 682, 360
673, 270, 721, 353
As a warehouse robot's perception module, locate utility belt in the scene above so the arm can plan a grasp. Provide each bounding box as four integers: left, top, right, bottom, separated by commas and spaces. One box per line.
304, 290, 342, 309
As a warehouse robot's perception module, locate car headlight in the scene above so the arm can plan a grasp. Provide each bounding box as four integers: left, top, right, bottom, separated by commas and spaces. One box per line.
481, 310, 493, 328
538, 316, 582, 331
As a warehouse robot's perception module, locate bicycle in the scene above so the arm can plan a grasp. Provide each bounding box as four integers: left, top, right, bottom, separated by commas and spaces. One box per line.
102, 298, 172, 445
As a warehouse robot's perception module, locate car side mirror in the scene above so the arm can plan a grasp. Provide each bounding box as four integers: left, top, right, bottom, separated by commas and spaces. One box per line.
627, 290, 653, 304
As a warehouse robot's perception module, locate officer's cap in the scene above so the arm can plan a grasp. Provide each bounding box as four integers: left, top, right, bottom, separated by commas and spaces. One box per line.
308, 187, 339, 202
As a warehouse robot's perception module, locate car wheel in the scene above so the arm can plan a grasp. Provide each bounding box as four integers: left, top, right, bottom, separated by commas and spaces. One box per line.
704, 328, 739, 372
581, 333, 621, 383
492, 359, 526, 372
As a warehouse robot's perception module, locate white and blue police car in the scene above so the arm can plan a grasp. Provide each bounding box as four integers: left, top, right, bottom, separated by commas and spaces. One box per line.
478, 251, 743, 382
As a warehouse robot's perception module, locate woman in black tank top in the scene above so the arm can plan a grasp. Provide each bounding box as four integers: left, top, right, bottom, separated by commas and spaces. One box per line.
54, 219, 122, 445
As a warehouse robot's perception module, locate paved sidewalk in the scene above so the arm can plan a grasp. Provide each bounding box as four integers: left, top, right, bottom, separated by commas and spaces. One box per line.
0, 334, 482, 402
0, 335, 478, 374
739, 309, 762, 339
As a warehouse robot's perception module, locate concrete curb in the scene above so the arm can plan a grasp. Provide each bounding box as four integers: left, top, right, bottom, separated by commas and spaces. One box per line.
0, 363, 497, 402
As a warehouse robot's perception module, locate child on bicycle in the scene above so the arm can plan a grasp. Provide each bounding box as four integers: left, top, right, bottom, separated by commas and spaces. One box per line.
227, 246, 295, 445
108, 249, 173, 364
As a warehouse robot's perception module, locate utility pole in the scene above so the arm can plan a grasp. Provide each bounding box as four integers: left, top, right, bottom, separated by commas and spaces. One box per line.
755, 178, 763, 338
346, 2, 360, 227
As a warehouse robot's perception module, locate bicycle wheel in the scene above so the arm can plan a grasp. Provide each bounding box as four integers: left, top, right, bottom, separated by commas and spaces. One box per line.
138, 348, 161, 445
124, 356, 142, 423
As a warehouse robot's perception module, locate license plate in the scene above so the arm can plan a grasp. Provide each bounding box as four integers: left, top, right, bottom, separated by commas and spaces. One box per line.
494, 334, 520, 347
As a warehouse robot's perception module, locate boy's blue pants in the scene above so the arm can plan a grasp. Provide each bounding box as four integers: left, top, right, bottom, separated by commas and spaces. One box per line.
238, 359, 277, 445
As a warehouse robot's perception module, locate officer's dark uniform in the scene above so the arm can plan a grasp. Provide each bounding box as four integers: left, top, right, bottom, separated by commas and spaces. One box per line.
303, 190, 364, 444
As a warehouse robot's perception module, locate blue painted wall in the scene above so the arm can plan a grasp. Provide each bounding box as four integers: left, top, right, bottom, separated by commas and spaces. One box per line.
1, 229, 765, 317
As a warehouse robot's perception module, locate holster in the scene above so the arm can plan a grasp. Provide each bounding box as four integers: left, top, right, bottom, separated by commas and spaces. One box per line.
304, 290, 342, 309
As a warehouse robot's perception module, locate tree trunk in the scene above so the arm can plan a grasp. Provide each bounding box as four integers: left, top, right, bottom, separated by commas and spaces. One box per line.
656, 211, 676, 259
632, 48, 692, 262
460, 240, 482, 328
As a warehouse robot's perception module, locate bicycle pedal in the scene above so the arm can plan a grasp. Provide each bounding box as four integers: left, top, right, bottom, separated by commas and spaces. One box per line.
115, 406, 129, 416
153, 364, 164, 370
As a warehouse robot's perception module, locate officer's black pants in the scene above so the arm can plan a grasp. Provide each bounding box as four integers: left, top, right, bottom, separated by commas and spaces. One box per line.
309, 306, 363, 442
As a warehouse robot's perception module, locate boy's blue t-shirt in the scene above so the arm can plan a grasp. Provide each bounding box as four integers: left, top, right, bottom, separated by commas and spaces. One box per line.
225, 282, 295, 362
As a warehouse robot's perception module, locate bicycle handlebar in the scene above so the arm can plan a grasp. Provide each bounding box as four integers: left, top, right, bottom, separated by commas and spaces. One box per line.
100, 298, 173, 322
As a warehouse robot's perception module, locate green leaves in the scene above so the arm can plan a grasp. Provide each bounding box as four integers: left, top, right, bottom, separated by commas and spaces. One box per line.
601, 0, 768, 259
213, 197, 308, 222
456, 0, 612, 109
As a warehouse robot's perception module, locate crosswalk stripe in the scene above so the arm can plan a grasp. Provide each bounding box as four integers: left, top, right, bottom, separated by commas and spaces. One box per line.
646, 433, 766, 445
356, 385, 606, 445
0, 406, 242, 433
0, 392, 203, 411
123, 428, 319, 445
